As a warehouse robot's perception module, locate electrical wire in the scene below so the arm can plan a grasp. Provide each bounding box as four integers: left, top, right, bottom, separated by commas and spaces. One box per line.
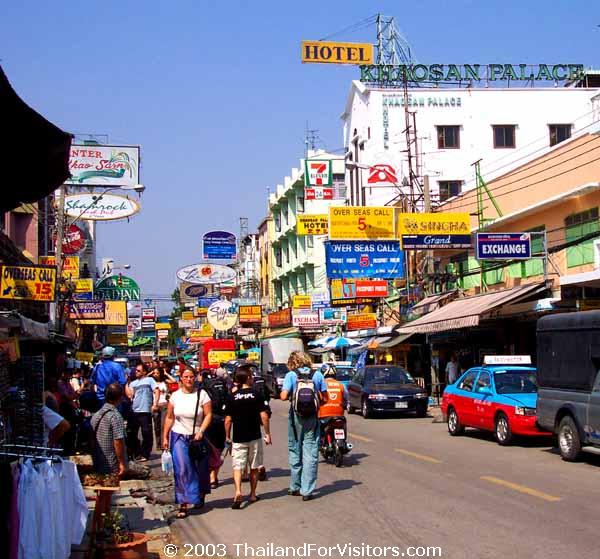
318, 15, 378, 41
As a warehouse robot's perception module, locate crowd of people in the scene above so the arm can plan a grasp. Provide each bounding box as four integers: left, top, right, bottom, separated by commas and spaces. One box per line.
43, 346, 346, 515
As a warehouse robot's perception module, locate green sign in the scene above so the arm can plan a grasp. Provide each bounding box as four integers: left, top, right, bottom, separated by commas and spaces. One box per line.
360, 63, 585, 85
95, 274, 140, 301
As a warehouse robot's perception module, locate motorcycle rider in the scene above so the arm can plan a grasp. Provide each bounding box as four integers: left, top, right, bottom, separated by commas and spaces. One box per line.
318, 364, 349, 449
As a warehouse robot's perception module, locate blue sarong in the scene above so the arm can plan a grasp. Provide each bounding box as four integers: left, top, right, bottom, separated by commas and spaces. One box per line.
170, 431, 211, 505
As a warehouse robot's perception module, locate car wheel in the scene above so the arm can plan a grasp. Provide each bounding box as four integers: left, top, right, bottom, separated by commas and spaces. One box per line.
415, 403, 428, 418
447, 407, 464, 436
361, 398, 372, 419
495, 413, 513, 445
558, 415, 581, 461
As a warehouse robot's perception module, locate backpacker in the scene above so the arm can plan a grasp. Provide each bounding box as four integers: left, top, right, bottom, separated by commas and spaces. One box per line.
292, 369, 319, 418
205, 376, 229, 416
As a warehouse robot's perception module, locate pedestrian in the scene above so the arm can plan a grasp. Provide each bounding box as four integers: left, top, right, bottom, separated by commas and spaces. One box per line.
126, 362, 160, 461
152, 367, 169, 450
91, 347, 127, 404
224, 365, 271, 509
445, 353, 459, 385
279, 351, 328, 501
215, 362, 228, 379
250, 369, 272, 481
162, 367, 213, 518
203, 367, 230, 488
90, 383, 128, 477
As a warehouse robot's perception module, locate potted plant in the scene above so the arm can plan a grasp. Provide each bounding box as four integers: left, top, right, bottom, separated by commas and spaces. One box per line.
99, 510, 149, 559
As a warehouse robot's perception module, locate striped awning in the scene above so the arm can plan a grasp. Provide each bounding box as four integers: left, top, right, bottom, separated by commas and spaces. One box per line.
398, 283, 548, 335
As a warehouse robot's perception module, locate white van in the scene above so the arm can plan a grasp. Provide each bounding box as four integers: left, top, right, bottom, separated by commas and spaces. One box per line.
260, 337, 304, 396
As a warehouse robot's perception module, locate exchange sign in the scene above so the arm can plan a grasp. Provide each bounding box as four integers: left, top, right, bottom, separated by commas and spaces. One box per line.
203, 231, 237, 261
325, 241, 404, 279
476, 233, 532, 260
329, 207, 395, 240
292, 310, 320, 328
297, 214, 329, 236
398, 212, 471, 249
0, 265, 56, 302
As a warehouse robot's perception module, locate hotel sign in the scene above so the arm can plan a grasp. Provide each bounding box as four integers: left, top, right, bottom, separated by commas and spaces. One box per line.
302, 41, 373, 65
360, 64, 585, 85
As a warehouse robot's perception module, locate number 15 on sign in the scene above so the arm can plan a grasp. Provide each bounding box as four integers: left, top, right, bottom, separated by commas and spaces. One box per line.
329, 207, 396, 240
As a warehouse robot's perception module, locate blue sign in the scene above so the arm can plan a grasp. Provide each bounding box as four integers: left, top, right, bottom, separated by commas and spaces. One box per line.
184, 284, 207, 298
401, 235, 471, 249
198, 296, 219, 308
203, 231, 237, 261
476, 233, 531, 260
325, 241, 405, 279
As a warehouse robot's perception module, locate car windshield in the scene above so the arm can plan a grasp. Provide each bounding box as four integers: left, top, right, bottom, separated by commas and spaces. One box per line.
335, 368, 354, 382
365, 367, 413, 385
272, 364, 289, 378
494, 371, 537, 394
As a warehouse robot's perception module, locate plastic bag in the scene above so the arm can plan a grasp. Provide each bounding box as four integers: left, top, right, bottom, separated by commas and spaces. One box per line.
161, 450, 173, 474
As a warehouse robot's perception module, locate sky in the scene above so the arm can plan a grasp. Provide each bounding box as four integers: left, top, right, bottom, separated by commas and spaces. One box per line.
1, 0, 599, 299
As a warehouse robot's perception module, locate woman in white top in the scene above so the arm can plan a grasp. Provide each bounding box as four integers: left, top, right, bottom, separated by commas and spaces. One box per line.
152, 368, 169, 450
162, 367, 212, 518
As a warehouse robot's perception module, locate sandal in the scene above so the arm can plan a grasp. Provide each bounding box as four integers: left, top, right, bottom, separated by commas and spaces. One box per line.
248, 496, 260, 504
176, 504, 188, 518
231, 497, 243, 510
210, 480, 219, 489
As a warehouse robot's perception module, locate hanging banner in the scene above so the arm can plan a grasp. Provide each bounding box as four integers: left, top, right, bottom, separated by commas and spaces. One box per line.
239, 305, 262, 323
203, 231, 237, 261
67, 144, 140, 187
68, 301, 105, 320
39, 256, 80, 279
398, 212, 471, 249
292, 295, 312, 309
329, 206, 395, 240
347, 313, 378, 331
292, 310, 320, 328
297, 215, 329, 235
301, 40, 374, 65
176, 263, 237, 285
63, 193, 140, 221
304, 160, 332, 186
267, 308, 292, 328
0, 265, 56, 302
95, 275, 140, 301
325, 241, 404, 279
75, 300, 127, 325
476, 233, 532, 260
319, 307, 347, 325
207, 300, 238, 331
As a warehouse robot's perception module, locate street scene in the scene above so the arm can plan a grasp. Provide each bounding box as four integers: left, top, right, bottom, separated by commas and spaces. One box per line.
1, 2, 600, 558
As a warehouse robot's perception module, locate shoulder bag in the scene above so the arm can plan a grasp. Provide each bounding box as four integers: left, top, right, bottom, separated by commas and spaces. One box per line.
188, 389, 209, 461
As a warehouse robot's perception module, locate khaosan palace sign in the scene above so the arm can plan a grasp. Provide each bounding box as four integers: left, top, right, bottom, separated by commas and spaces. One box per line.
360, 63, 585, 84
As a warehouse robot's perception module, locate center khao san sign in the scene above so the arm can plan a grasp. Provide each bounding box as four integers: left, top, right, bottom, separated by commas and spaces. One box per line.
95, 275, 140, 301
67, 145, 140, 186
64, 193, 140, 221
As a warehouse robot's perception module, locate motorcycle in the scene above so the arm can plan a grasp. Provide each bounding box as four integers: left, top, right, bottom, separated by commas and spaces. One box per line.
319, 416, 353, 467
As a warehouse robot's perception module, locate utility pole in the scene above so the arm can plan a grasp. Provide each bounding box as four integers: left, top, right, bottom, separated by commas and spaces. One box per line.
53, 184, 66, 328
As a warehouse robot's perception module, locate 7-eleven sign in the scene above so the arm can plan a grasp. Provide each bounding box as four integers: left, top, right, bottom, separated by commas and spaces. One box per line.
304, 159, 332, 187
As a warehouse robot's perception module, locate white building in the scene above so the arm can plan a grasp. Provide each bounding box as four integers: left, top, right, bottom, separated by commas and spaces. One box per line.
342, 81, 600, 208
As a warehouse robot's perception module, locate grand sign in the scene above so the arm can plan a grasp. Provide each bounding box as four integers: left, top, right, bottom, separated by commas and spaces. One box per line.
398, 213, 472, 250
360, 64, 585, 85
64, 193, 140, 221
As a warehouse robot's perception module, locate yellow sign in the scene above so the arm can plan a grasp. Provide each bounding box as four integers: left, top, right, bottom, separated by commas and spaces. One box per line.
158, 349, 170, 357
194, 306, 207, 317
74, 278, 93, 293
107, 332, 128, 346
397, 212, 471, 235
239, 305, 262, 323
75, 300, 127, 325
207, 350, 236, 366
181, 311, 194, 321
200, 323, 214, 337
39, 256, 80, 279
293, 295, 312, 309
75, 351, 94, 363
155, 322, 171, 330
301, 40, 374, 65
297, 214, 329, 235
0, 265, 57, 302
329, 206, 396, 240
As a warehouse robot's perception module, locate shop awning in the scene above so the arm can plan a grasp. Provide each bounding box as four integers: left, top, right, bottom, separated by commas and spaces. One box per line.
0, 65, 72, 211
398, 282, 548, 335
377, 332, 414, 348
410, 290, 458, 316
0, 311, 49, 340
261, 326, 301, 339
367, 336, 393, 349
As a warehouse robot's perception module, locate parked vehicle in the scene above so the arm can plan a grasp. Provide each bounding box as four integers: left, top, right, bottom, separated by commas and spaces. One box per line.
319, 416, 352, 467
442, 356, 551, 445
260, 337, 303, 396
347, 365, 428, 418
536, 311, 600, 461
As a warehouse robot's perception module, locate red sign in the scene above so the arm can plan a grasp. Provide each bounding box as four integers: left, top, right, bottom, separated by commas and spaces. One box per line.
268, 308, 292, 328
367, 164, 398, 185
54, 224, 86, 255
355, 280, 388, 298
347, 313, 378, 331
219, 286, 238, 297
305, 188, 333, 200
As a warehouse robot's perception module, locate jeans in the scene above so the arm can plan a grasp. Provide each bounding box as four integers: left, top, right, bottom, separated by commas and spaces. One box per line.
287, 411, 320, 497
127, 412, 153, 459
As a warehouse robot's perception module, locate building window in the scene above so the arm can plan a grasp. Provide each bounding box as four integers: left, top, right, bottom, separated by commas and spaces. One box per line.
285, 242, 290, 264
565, 208, 599, 267
436, 125, 460, 149
549, 124, 572, 147
306, 235, 314, 248
297, 196, 305, 213
281, 202, 288, 225
274, 212, 281, 233
493, 125, 516, 148
275, 246, 282, 267
438, 180, 462, 202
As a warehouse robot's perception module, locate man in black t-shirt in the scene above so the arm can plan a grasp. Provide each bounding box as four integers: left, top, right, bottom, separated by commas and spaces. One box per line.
224, 365, 272, 509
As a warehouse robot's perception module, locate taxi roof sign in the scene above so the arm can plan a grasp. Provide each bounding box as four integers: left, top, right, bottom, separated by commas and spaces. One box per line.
484, 355, 532, 365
